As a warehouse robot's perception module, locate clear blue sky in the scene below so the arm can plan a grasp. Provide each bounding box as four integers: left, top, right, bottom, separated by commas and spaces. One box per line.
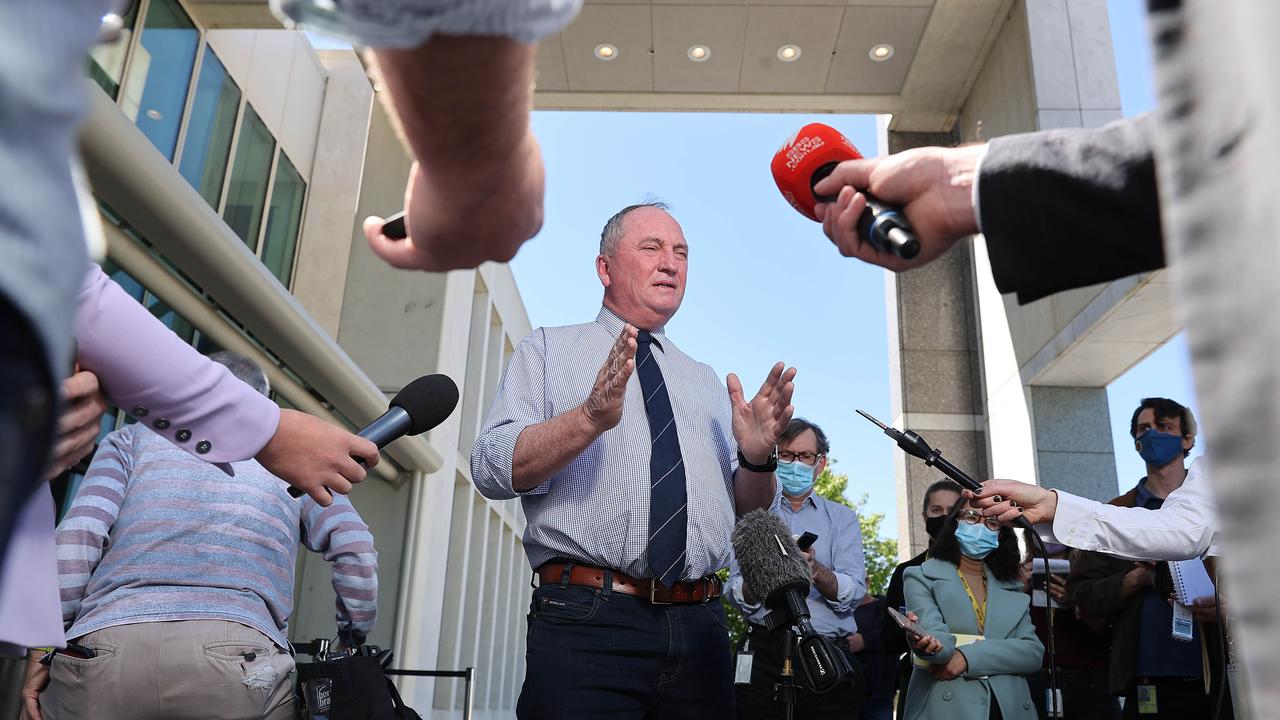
510, 0, 1192, 538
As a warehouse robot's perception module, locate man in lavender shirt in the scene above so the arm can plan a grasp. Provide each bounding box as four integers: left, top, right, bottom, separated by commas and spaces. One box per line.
22, 353, 379, 720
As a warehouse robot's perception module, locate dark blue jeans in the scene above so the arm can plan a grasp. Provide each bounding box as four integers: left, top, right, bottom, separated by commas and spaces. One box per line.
0, 304, 55, 568
517, 576, 734, 720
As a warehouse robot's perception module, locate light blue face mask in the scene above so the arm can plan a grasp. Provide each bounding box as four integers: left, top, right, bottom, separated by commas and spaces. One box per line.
954, 521, 1001, 559
776, 459, 816, 496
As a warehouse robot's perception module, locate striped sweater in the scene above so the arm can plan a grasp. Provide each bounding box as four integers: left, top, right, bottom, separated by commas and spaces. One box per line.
56, 424, 377, 650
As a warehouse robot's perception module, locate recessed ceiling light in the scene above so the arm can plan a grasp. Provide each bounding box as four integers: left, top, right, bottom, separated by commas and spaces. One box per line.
145, 109, 162, 120
594, 43, 618, 61
777, 45, 801, 62
687, 44, 711, 62
870, 44, 894, 61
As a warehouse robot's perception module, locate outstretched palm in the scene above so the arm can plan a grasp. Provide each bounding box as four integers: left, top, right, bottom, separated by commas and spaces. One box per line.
728, 362, 797, 463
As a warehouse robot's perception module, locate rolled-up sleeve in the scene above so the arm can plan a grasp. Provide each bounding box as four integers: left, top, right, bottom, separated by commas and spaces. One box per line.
470, 331, 552, 500
271, 0, 582, 48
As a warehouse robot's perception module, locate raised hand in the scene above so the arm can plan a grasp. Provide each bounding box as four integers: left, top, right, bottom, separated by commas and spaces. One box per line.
257, 410, 379, 507
728, 362, 796, 465
968, 479, 1058, 524
580, 324, 637, 433
812, 144, 985, 272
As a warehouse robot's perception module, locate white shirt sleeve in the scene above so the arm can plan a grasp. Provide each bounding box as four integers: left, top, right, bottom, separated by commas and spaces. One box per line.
1050, 457, 1217, 560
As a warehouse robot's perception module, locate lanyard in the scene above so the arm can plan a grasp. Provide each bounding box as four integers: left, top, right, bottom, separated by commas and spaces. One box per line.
957, 567, 987, 632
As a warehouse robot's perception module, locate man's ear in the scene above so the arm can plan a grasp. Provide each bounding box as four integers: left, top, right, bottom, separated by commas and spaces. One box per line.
596, 254, 611, 288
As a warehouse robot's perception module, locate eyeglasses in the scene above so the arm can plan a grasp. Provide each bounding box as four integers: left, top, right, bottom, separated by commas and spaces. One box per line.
778, 450, 822, 465
959, 510, 1003, 531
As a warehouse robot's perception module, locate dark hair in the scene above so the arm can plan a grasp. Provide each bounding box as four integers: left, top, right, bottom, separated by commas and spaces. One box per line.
921, 479, 964, 515
930, 497, 1024, 582
1129, 397, 1197, 457
599, 199, 671, 256
779, 417, 830, 456
209, 351, 270, 397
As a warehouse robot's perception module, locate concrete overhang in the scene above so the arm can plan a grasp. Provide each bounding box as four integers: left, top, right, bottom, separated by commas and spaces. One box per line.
1016, 270, 1183, 388
533, 0, 1016, 132
184, 0, 286, 29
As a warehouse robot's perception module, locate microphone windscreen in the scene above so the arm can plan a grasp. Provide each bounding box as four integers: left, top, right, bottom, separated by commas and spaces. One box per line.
732, 508, 812, 608
390, 374, 460, 435
771, 123, 863, 221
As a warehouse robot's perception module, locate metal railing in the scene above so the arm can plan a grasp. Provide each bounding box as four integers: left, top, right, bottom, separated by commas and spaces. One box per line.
385, 668, 476, 720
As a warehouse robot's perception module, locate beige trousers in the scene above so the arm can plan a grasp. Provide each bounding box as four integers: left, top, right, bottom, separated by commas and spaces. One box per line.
41, 620, 296, 720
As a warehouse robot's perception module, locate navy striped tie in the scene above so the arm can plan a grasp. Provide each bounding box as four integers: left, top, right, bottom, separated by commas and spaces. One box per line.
636, 330, 687, 586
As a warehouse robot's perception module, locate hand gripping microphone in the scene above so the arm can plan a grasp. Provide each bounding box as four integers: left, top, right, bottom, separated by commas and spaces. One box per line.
732, 509, 853, 694
287, 374, 460, 497
771, 123, 920, 260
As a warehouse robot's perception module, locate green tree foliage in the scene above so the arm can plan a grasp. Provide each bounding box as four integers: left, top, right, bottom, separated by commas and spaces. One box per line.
718, 462, 899, 650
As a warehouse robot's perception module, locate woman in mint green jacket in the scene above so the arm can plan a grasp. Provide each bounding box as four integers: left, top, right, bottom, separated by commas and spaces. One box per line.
902, 501, 1043, 720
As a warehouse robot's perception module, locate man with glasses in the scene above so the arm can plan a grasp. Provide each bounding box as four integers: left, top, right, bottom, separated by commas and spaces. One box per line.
727, 418, 867, 720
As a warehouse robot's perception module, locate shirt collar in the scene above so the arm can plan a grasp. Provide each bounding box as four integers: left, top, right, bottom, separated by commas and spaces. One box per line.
595, 306, 669, 350
775, 491, 819, 512
1133, 476, 1159, 507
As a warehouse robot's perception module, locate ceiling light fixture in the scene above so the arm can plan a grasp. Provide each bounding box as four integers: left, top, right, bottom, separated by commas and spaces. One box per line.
688, 44, 711, 62
869, 44, 894, 61
777, 45, 801, 62
594, 43, 618, 61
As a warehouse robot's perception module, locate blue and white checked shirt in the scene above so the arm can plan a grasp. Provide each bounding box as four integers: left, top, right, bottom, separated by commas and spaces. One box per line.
271, 0, 581, 47
725, 492, 867, 637
471, 307, 739, 580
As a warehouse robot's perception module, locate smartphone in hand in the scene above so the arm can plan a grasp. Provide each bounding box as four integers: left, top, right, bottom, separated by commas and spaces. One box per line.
796, 531, 818, 551
887, 606, 927, 641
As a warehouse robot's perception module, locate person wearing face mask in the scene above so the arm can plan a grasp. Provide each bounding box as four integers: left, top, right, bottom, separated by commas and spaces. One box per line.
1065, 398, 1226, 720
881, 479, 963, 718
902, 500, 1043, 720
726, 418, 868, 720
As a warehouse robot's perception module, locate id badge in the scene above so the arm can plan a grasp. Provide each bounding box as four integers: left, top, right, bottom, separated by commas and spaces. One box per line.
1171, 602, 1194, 642
1137, 684, 1158, 714
735, 650, 754, 684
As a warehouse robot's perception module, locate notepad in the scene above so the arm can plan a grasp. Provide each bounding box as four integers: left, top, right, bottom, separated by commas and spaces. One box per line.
1169, 558, 1215, 605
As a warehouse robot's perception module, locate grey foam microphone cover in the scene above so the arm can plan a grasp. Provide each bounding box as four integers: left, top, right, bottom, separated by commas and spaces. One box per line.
732, 508, 812, 608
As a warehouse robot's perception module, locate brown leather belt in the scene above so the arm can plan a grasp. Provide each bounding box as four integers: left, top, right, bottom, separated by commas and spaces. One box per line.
537, 562, 722, 605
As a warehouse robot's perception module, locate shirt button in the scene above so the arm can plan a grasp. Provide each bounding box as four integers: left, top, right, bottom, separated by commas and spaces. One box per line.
154, 418, 170, 430
131, 405, 149, 418
176, 429, 192, 442
196, 440, 212, 455
943, 692, 953, 701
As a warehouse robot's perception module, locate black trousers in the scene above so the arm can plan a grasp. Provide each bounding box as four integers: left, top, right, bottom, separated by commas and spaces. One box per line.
734, 625, 862, 720
1122, 677, 1210, 720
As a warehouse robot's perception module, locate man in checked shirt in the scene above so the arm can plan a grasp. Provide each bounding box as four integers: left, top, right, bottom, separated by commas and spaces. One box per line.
472, 201, 796, 719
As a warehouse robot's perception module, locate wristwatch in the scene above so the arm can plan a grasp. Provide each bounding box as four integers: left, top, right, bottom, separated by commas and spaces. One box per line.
737, 446, 778, 473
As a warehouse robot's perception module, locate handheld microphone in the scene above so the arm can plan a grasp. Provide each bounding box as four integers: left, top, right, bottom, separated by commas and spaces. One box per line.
287, 374, 460, 497
771, 123, 920, 260
732, 510, 852, 694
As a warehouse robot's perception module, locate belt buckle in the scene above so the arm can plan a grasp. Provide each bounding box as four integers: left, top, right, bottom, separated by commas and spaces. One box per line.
649, 579, 673, 605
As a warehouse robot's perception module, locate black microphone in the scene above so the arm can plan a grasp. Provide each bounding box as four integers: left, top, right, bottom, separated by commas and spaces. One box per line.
732, 510, 852, 694
287, 374, 460, 497
854, 409, 1034, 532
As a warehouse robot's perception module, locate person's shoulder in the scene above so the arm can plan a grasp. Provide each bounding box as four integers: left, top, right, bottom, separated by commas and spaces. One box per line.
817, 495, 859, 519
918, 557, 956, 579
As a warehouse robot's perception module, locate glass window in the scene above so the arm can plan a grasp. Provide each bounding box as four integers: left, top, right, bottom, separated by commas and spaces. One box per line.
89, 2, 141, 99
222, 106, 275, 250
178, 48, 241, 209
120, 0, 199, 160
261, 153, 306, 287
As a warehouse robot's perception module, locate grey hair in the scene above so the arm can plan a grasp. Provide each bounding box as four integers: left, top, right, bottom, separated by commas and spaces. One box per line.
208, 351, 270, 397
598, 198, 671, 256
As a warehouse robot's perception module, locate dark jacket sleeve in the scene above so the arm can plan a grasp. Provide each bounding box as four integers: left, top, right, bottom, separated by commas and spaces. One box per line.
979, 113, 1165, 304
880, 561, 910, 659
1066, 549, 1137, 621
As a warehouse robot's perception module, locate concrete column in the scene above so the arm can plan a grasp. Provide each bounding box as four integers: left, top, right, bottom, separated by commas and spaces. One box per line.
1031, 386, 1119, 499
885, 128, 988, 560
